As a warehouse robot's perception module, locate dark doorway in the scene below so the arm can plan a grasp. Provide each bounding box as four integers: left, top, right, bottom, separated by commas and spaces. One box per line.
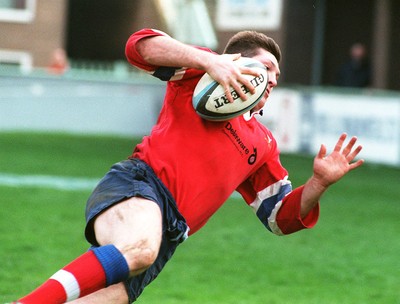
66, 0, 139, 61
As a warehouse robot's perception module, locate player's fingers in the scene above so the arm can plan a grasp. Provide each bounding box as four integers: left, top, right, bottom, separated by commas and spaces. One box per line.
229, 81, 248, 101
342, 136, 358, 157
223, 86, 235, 103
230, 53, 242, 61
349, 158, 364, 170
317, 144, 327, 159
347, 144, 363, 162
237, 76, 255, 96
334, 133, 347, 152
240, 66, 261, 77
239, 67, 260, 95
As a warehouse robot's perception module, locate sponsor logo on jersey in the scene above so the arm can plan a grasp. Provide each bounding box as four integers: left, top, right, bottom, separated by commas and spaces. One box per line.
248, 147, 257, 165
224, 122, 257, 165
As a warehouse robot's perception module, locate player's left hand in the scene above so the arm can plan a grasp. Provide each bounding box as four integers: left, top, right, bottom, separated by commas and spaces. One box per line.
313, 133, 364, 188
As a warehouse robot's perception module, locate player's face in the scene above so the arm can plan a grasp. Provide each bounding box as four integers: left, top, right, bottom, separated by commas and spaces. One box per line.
250, 49, 280, 112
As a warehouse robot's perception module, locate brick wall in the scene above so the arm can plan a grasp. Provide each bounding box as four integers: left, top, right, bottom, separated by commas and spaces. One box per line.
0, 0, 67, 67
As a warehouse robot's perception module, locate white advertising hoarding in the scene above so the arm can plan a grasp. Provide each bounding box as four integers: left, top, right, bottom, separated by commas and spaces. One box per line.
258, 88, 302, 153
216, 0, 283, 30
311, 93, 400, 166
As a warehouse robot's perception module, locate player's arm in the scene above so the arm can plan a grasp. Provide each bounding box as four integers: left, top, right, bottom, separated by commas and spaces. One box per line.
136, 35, 215, 71
133, 32, 257, 102
68, 283, 128, 304
276, 133, 363, 234
240, 133, 363, 235
299, 133, 364, 217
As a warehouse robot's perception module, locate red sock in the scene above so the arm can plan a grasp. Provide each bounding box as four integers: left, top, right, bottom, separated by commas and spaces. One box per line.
18, 250, 106, 304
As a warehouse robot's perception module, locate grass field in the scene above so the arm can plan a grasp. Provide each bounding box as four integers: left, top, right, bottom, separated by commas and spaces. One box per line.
0, 132, 399, 303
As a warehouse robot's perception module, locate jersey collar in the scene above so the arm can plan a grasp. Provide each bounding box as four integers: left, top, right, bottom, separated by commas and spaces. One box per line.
243, 109, 264, 121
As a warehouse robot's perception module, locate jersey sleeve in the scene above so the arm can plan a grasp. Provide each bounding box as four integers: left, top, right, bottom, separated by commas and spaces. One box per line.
236, 137, 319, 235
125, 28, 168, 72
274, 185, 319, 234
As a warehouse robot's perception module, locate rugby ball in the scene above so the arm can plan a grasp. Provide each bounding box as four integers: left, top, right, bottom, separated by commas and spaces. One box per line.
192, 57, 268, 121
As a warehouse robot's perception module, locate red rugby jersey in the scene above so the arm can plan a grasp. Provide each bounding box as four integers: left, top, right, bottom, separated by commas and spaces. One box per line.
125, 29, 319, 235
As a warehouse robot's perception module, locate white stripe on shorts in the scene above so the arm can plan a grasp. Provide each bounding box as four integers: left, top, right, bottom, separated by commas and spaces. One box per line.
50, 269, 80, 301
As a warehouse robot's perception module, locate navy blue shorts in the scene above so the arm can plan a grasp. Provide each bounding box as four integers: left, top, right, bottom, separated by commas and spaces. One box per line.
85, 158, 188, 302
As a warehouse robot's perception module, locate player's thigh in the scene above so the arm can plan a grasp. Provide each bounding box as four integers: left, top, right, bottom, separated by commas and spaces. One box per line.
93, 196, 162, 252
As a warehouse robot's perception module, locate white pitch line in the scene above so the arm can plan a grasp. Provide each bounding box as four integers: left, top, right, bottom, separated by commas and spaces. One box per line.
0, 173, 99, 191
0, 173, 242, 198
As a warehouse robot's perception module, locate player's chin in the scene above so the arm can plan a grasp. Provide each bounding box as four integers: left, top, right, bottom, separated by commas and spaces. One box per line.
254, 98, 267, 111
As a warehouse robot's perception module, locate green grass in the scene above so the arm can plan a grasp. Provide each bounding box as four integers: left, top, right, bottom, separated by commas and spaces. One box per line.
0, 131, 135, 177
0, 132, 399, 303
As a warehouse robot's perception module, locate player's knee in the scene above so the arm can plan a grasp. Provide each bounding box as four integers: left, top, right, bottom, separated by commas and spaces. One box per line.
120, 239, 160, 275
136, 246, 158, 269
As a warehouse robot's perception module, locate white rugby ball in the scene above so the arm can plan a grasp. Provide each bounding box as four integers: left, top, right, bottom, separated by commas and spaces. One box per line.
192, 57, 268, 121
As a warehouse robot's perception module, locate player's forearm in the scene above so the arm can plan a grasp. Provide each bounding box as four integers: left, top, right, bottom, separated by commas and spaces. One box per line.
68, 283, 128, 304
136, 35, 215, 71
300, 176, 328, 218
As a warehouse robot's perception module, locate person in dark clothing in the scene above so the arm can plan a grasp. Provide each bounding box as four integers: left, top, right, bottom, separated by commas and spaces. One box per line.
335, 43, 371, 88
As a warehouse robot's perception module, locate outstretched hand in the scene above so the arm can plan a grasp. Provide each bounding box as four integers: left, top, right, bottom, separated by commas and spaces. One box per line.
300, 133, 364, 218
313, 133, 364, 188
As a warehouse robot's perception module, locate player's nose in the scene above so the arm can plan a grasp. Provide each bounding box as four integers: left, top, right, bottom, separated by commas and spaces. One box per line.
268, 73, 278, 87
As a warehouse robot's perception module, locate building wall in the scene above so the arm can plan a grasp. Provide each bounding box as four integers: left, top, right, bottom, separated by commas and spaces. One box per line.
1, 0, 398, 91
279, 0, 316, 85
0, 0, 67, 67
66, 0, 140, 61
388, 1, 400, 90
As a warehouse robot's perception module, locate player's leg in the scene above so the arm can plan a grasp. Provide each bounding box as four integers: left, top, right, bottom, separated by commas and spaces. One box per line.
68, 283, 128, 304
14, 196, 162, 304
10, 159, 183, 304
67, 196, 163, 304
93, 196, 162, 277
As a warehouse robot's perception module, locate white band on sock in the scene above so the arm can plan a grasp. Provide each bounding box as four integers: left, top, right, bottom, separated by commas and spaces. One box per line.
50, 269, 80, 301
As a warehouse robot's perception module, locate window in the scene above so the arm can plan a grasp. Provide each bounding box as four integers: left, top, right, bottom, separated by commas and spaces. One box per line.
216, 0, 283, 30
154, 0, 218, 49
0, 49, 32, 73
0, 0, 36, 23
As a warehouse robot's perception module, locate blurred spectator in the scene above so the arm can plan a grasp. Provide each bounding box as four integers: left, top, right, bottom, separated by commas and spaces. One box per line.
335, 43, 371, 88
47, 48, 69, 75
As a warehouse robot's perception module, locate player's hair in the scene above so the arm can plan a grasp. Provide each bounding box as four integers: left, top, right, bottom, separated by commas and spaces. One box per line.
223, 31, 281, 63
